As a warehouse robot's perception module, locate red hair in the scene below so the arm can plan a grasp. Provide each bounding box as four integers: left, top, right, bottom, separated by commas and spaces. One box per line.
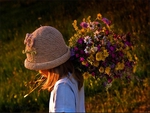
40, 59, 83, 92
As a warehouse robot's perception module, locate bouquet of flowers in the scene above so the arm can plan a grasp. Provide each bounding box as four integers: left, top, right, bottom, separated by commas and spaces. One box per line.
69, 13, 136, 85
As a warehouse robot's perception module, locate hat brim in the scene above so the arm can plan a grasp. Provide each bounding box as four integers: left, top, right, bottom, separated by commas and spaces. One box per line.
24, 47, 70, 70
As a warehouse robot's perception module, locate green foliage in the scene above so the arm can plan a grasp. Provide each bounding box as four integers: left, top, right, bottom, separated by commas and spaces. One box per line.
0, 0, 149, 112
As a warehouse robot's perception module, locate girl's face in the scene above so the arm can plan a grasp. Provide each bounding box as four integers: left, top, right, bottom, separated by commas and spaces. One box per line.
39, 70, 49, 78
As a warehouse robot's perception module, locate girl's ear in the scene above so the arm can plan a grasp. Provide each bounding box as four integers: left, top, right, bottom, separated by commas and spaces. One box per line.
39, 70, 49, 77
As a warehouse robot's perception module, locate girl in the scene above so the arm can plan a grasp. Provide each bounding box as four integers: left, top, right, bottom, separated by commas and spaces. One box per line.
23, 26, 85, 112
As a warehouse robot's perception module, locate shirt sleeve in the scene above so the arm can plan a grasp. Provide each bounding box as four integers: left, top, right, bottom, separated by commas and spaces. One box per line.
53, 83, 76, 112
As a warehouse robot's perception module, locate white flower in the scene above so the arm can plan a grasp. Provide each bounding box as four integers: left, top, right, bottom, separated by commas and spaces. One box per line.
84, 36, 92, 44
103, 36, 107, 39
94, 30, 101, 40
103, 36, 107, 45
88, 22, 95, 30
84, 46, 91, 54
91, 47, 98, 53
94, 35, 97, 39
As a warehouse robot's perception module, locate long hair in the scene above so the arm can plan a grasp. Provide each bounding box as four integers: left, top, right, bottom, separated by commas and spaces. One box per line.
40, 59, 83, 92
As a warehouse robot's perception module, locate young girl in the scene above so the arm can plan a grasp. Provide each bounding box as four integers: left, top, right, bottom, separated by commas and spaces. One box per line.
23, 26, 85, 112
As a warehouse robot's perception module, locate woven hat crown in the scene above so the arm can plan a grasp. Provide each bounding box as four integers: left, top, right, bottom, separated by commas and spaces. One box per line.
24, 26, 70, 70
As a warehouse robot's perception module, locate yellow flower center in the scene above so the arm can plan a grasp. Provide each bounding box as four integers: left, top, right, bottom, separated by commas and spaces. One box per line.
99, 66, 104, 73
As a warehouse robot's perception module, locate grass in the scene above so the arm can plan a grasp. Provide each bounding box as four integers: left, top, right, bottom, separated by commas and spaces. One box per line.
0, 0, 150, 112
85, 77, 150, 112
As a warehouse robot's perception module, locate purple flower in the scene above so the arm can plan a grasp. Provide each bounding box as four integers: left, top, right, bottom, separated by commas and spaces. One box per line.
111, 53, 116, 58
85, 53, 90, 56
80, 50, 84, 54
103, 82, 107, 87
80, 22, 88, 28
125, 61, 132, 68
105, 30, 109, 35
111, 64, 115, 68
114, 74, 121, 78
102, 18, 111, 26
107, 77, 112, 83
91, 72, 95, 76
80, 57, 84, 62
75, 54, 79, 58
97, 45, 101, 51
70, 48, 75, 57
77, 38, 83, 44
110, 46, 115, 51
125, 41, 132, 46
74, 47, 78, 51
118, 51, 124, 57
107, 41, 111, 48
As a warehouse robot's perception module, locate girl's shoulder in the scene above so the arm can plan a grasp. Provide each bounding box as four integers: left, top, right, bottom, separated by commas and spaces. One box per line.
54, 73, 77, 90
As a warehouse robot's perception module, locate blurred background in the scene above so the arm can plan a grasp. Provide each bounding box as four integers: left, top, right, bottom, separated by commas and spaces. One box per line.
0, 0, 150, 112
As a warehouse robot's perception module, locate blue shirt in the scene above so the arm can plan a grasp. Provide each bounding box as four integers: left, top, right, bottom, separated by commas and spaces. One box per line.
49, 73, 85, 112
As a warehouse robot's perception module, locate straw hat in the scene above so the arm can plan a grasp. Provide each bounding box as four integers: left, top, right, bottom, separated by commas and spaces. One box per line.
23, 26, 70, 70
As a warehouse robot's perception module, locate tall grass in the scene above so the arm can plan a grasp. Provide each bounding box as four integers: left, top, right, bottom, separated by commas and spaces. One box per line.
0, 0, 149, 112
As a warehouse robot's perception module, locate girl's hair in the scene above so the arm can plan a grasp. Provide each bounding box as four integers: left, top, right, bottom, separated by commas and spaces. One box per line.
41, 59, 83, 92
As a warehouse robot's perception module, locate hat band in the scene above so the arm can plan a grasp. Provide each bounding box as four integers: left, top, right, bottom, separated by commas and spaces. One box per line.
25, 47, 70, 70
